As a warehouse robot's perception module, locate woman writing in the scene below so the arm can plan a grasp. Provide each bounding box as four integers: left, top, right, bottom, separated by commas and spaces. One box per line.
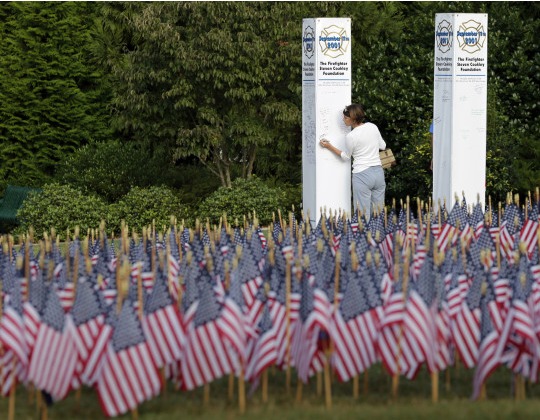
319, 104, 386, 220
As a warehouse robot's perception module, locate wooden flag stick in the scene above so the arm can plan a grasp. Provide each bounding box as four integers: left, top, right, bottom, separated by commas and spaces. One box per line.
317, 371, 323, 397
238, 365, 246, 414
228, 372, 234, 402
431, 371, 439, 403
363, 370, 369, 396
262, 369, 269, 403
8, 358, 16, 420
285, 258, 292, 394
37, 390, 48, 420
392, 243, 409, 400
36, 389, 41, 417
352, 375, 359, 399
324, 352, 332, 410
514, 374, 524, 401
203, 383, 210, 407
295, 378, 303, 404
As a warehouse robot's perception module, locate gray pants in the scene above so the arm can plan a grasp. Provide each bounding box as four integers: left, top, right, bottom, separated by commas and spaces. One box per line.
352, 166, 385, 220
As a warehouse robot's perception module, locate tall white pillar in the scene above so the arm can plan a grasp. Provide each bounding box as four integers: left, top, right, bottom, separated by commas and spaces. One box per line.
433, 14, 488, 209
302, 18, 352, 224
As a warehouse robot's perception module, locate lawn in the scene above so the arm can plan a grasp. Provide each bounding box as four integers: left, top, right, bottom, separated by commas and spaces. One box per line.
2, 364, 540, 419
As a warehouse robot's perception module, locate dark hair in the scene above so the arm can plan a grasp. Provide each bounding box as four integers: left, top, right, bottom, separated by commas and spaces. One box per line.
343, 104, 366, 124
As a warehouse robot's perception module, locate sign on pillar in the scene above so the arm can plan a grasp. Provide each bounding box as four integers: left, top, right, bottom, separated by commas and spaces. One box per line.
302, 18, 352, 225
433, 14, 488, 210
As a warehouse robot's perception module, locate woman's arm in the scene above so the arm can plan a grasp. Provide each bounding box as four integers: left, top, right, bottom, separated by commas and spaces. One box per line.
319, 139, 350, 160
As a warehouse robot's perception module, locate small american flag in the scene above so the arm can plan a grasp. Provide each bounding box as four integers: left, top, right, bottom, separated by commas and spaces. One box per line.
71, 279, 112, 386
452, 268, 483, 368
180, 281, 235, 390
0, 275, 28, 388
245, 301, 278, 382
331, 268, 379, 382
27, 286, 78, 400
142, 270, 185, 369
96, 299, 161, 417
472, 281, 500, 399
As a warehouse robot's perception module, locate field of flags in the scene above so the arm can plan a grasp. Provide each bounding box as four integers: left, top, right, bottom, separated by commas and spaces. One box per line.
1, 190, 540, 418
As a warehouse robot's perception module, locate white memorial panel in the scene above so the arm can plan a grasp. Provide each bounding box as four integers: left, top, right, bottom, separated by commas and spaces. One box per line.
302, 18, 352, 224
433, 14, 488, 210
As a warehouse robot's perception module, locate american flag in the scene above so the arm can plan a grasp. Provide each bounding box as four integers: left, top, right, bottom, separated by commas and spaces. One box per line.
451, 268, 483, 369
167, 252, 181, 302
180, 281, 235, 390
56, 269, 75, 313
142, 269, 185, 369
181, 258, 202, 325
271, 222, 283, 244
219, 267, 249, 366
233, 227, 244, 247
520, 203, 539, 257
472, 279, 501, 399
495, 266, 540, 381
434, 272, 452, 372
376, 277, 417, 377
0, 257, 26, 359
470, 202, 485, 240
255, 226, 267, 250
369, 211, 386, 245
71, 280, 112, 386
372, 252, 392, 305
0, 274, 28, 395
499, 203, 521, 262
245, 301, 278, 382
96, 299, 161, 417
267, 265, 292, 369
405, 255, 437, 374
437, 201, 461, 253
350, 209, 359, 235
354, 228, 370, 266
446, 250, 470, 318
27, 286, 78, 401
237, 246, 264, 311
330, 266, 380, 382
248, 227, 266, 266
290, 269, 329, 383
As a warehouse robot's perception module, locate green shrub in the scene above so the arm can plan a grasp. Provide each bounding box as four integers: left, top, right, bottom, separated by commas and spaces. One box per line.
109, 186, 190, 234
197, 176, 288, 226
16, 183, 109, 238
55, 140, 173, 202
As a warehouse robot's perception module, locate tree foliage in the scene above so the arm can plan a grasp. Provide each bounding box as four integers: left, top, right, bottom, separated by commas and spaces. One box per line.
56, 139, 174, 202
107, 2, 302, 187
109, 186, 190, 234
197, 176, 288, 226
0, 2, 112, 189
0, 2, 538, 217
106, 2, 405, 188
16, 183, 108, 237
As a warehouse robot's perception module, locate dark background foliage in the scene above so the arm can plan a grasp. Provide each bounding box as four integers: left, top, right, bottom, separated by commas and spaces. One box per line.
0, 2, 537, 232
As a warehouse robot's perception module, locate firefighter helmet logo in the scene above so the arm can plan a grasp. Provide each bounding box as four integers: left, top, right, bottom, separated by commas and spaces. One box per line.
457, 19, 486, 54
303, 26, 315, 59
436, 20, 453, 53
318, 25, 350, 59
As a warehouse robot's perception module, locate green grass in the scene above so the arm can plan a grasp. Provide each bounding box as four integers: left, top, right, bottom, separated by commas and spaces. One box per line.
2, 365, 540, 419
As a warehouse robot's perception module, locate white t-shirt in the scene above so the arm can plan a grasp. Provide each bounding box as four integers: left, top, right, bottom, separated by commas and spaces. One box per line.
340, 122, 386, 173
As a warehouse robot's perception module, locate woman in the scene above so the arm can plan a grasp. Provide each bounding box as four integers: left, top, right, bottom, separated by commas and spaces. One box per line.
319, 104, 386, 220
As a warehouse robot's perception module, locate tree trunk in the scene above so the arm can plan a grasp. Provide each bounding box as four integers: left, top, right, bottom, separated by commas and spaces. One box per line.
246, 145, 257, 178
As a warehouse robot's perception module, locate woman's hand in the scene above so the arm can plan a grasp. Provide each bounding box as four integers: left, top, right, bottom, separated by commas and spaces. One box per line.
319, 139, 330, 148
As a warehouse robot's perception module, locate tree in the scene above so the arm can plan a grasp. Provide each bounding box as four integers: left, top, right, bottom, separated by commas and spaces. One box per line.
107, 2, 301, 187
0, 2, 113, 188
107, 2, 406, 188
